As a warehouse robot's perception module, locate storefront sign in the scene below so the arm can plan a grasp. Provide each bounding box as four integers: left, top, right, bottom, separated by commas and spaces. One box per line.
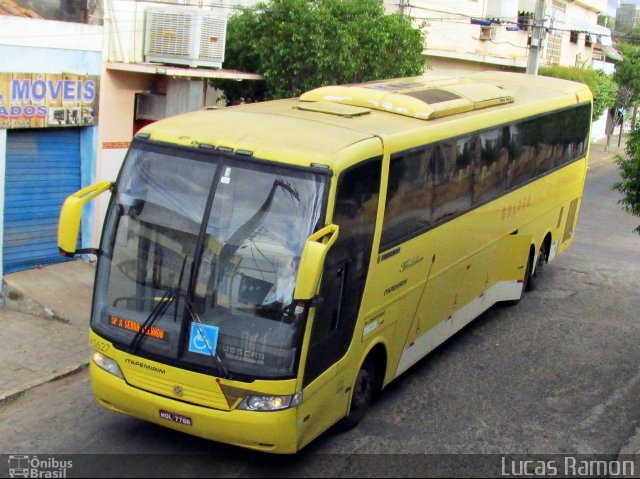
0, 73, 99, 129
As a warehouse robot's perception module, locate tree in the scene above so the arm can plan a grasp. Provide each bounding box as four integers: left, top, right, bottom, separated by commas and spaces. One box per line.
613, 122, 640, 234
214, 0, 426, 101
613, 44, 640, 126
612, 45, 640, 233
614, 44, 640, 101
538, 65, 617, 121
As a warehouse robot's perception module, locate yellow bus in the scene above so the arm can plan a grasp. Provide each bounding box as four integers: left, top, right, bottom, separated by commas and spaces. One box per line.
58, 71, 592, 453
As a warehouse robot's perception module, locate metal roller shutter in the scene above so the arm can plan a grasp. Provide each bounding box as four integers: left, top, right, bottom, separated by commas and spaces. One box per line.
4, 128, 81, 273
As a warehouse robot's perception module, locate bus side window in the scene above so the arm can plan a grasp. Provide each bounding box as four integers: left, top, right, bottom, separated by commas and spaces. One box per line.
513, 117, 544, 185
303, 158, 382, 387
381, 146, 433, 248
474, 127, 508, 204
432, 135, 475, 224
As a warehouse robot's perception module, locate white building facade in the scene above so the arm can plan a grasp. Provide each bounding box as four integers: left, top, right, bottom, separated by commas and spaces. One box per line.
615, 2, 640, 31
384, 0, 611, 74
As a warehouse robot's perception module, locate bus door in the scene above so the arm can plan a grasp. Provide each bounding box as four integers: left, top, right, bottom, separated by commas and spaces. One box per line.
299, 157, 382, 443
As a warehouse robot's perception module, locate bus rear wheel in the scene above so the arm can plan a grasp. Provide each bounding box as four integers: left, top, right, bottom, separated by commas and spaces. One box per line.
339, 360, 375, 431
526, 245, 546, 292
506, 250, 533, 306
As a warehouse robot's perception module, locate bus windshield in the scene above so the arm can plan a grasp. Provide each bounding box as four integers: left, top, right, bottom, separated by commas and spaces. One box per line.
93, 141, 328, 379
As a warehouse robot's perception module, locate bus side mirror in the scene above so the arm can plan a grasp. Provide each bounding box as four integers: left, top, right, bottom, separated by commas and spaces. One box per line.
295, 224, 339, 300
58, 181, 113, 257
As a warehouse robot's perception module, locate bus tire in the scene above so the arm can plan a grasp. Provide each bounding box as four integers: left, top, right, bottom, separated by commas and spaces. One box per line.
338, 359, 375, 431
506, 251, 533, 306
526, 245, 546, 292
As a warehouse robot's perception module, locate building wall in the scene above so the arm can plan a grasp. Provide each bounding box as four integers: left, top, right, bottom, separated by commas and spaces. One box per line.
592, 59, 616, 140
616, 3, 640, 30
12, 0, 91, 23
426, 56, 518, 76
386, 0, 527, 68
385, 0, 608, 73
95, 1, 263, 249
552, 1, 602, 67
0, 129, 5, 279
0, 16, 102, 280
93, 69, 159, 246
104, 0, 258, 64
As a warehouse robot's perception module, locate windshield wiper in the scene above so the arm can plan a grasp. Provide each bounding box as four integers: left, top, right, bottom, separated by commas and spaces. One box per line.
128, 287, 178, 354
128, 254, 188, 354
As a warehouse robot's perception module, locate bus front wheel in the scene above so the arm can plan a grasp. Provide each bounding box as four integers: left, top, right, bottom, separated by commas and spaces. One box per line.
339, 360, 375, 431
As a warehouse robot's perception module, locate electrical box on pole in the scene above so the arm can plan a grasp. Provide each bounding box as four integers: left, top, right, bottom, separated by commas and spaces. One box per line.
526, 0, 546, 75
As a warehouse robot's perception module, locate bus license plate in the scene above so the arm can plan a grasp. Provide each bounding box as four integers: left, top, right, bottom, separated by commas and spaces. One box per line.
159, 409, 192, 426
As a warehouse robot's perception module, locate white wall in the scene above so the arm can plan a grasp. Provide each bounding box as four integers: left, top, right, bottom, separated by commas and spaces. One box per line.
385, 0, 609, 72
591, 59, 616, 140
0, 16, 102, 52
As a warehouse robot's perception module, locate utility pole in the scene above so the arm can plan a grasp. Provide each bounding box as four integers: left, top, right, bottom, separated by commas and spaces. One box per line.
399, 0, 408, 19
526, 0, 547, 75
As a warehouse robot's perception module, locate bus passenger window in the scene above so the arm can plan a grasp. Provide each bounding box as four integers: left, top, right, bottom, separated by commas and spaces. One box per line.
509, 119, 540, 187
382, 147, 433, 248
432, 136, 475, 224
548, 108, 577, 167
474, 127, 508, 204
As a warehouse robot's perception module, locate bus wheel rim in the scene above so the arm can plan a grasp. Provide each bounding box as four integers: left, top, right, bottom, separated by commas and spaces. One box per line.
354, 369, 372, 409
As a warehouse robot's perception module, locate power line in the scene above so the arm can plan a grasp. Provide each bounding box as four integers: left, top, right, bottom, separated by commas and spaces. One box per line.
0, 1, 613, 48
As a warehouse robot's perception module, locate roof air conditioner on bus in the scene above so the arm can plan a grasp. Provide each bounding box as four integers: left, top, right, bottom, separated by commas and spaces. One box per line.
144, 7, 227, 69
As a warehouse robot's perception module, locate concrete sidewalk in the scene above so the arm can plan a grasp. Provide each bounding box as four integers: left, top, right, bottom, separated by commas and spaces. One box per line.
588, 132, 628, 170
0, 260, 95, 405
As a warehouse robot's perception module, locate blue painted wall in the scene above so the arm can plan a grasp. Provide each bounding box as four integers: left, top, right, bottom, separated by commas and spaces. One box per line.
0, 128, 6, 300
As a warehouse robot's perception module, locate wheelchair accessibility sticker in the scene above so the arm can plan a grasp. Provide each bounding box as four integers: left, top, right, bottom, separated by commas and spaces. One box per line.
188, 322, 219, 356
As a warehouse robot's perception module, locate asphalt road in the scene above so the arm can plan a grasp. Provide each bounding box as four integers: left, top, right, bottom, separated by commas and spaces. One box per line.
1, 161, 639, 477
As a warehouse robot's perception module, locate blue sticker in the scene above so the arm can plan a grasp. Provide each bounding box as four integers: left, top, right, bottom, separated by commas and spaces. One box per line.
188, 323, 219, 356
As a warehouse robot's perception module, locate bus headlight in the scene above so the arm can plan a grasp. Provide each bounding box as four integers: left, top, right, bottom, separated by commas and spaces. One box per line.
92, 351, 124, 379
237, 392, 303, 411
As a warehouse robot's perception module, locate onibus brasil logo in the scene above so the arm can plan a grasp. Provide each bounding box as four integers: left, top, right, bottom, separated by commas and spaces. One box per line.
8, 455, 72, 478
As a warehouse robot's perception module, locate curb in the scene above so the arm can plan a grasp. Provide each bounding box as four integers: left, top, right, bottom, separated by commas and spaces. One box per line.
589, 139, 627, 170
0, 362, 89, 407
2, 281, 68, 324
589, 153, 619, 171
619, 423, 640, 456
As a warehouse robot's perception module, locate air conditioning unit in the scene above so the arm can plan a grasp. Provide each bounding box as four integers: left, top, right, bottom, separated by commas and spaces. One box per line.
480, 26, 497, 41
144, 7, 227, 69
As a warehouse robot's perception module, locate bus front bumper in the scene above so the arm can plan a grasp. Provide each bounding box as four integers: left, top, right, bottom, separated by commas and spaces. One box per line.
90, 362, 300, 454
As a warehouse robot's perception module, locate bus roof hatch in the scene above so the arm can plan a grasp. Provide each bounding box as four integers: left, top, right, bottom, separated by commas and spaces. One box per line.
293, 101, 371, 117
299, 78, 514, 120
